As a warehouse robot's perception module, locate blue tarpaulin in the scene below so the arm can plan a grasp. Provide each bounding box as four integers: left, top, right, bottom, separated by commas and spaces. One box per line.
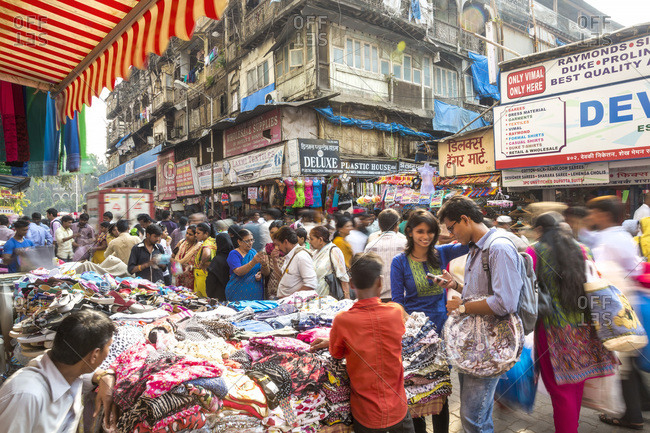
115, 133, 132, 148
432, 100, 488, 134
241, 83, 275, 112
468, 51, 500, 101
315, 106, 433, 140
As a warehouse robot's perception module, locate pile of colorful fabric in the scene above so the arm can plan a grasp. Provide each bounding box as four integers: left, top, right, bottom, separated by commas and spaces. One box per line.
8, 279, 452, 433
402, 312, 452, 405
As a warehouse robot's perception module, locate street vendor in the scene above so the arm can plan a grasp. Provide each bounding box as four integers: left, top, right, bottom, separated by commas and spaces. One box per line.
0, 310, 117, 433
311, 253, 414, 433
2, 220, 34, 273
127, 224, 167, 282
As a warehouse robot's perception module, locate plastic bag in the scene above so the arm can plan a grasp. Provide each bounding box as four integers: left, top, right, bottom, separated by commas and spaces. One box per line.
495, 345, 537, 412
582, 371, 625, 417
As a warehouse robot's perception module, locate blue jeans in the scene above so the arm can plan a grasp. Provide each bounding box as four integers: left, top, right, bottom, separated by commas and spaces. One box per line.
458, 373, 500, 433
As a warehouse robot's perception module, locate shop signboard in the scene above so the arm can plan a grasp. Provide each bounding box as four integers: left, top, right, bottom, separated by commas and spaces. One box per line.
298, 139, 340, 175
438, 129, 495, 176
495, 79, 650, 169
197, 162, 224, 190
502, 162, 609, 187
156, 150, 177, 201
609, 166, 650, 185
175, 158, 201, 197
223, 145, 284, 186
501, 34, 650, 104
223, 108, 282, 158
340, 159, 398, 177
398, 161, 423, 173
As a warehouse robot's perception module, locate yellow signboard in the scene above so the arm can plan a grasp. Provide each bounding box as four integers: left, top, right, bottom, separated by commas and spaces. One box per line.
438, 129, 495, 177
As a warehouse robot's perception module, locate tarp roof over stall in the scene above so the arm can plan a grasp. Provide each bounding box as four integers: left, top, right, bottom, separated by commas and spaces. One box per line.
0, 0, 228, 119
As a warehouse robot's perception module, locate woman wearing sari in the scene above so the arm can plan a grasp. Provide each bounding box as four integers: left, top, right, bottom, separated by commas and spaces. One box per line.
193, 223, 217, 297
91, 222, 112, 264
225, 228, 269, 301
172, 225, 201, 289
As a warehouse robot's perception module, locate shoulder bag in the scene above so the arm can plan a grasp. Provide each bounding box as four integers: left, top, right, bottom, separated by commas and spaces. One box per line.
324, 246, 345, 300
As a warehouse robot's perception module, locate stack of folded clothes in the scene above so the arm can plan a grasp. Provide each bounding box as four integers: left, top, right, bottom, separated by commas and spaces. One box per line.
402, 312, 452, 404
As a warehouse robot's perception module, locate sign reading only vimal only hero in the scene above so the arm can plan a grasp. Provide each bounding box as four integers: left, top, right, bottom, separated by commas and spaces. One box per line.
494, 27, 650, 169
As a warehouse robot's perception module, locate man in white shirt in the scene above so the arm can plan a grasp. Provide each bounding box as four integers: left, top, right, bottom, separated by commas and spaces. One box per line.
634, 194, 650, 221
364, 209, 407, 301
0, 310, 118, 433
347, 213, 372, 254
274, 226, 317, 298
55, 215, 75, 261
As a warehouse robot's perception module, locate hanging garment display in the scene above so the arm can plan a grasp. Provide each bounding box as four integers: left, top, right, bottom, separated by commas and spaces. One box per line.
419, 163, 435, 194
293, 178, 305, 208
284, 178, 296, 206
304, 178, 314, 207
311, 179, 323, 208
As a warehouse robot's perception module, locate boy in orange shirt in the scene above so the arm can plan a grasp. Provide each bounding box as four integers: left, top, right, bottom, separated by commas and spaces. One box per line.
311, 253, 413, 433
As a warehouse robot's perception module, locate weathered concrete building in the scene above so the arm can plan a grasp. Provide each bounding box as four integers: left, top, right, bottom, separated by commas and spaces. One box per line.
100, 0, 620, 212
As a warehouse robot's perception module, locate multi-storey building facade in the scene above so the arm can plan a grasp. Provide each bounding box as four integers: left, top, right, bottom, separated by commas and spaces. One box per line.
99, 0, 619, 213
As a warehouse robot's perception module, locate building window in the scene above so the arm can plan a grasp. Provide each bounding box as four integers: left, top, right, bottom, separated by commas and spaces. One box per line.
393, 63, 402, 79
231, 90, 238, 112
344, 38, 380, 74
424, 57, 431, 87
354, 41, 362, 69
413, 68, 422, 85
403, 55, 412, 82
381, 59, 390, 75
246, 59, 271, 93
363, 44, 371, 72
434, 66, 458, 98
333, 47, 345, 64
346, 39, 353, 66
372, 46, 379, 73
465, 74, 475, 101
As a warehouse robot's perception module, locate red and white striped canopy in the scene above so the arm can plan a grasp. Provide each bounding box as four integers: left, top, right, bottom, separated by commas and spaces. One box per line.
0, 0, 228, 119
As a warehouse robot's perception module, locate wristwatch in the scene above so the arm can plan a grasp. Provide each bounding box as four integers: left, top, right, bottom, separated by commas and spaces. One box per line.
458, 302, 466, 314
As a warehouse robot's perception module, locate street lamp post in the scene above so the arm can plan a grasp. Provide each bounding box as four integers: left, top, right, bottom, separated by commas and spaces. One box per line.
174, 80, 215, 216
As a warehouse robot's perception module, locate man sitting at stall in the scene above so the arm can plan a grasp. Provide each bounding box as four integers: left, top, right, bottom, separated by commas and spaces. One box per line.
0, 310, 118, 433
311, 253, 413, 433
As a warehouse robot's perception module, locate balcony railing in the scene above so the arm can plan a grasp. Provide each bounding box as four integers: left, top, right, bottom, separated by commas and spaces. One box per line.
152, 87, 174, 114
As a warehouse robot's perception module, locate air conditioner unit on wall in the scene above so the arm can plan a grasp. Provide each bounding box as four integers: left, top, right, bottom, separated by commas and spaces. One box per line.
265, 89, 281, 104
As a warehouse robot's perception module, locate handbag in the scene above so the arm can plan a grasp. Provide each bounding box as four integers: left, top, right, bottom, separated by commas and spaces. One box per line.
584, 260, 648, 352
324, 246, 345, 300
443, 297, 525, 378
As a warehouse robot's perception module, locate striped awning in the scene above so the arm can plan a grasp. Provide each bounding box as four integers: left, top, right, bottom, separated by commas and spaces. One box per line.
0, 0, 228, 120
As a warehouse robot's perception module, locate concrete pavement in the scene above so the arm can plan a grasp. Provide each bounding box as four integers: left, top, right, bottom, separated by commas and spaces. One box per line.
427, 372, 638, 433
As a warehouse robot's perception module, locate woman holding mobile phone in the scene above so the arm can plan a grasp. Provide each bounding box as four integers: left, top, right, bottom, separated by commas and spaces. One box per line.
390, 208, 469, 433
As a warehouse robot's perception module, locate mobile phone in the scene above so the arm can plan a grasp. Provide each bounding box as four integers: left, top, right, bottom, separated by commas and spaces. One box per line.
427, 273, 444, 283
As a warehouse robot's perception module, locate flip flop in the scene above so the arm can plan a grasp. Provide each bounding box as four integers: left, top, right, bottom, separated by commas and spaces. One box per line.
599, 414, 644, 430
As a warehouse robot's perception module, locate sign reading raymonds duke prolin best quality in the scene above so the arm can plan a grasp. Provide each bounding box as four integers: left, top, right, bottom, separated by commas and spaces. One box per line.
224, 108, 282, 158
495, 79, 650, 168
341, 159, 398, 177
501, 34, 650, 104
298, 139, 340, 174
